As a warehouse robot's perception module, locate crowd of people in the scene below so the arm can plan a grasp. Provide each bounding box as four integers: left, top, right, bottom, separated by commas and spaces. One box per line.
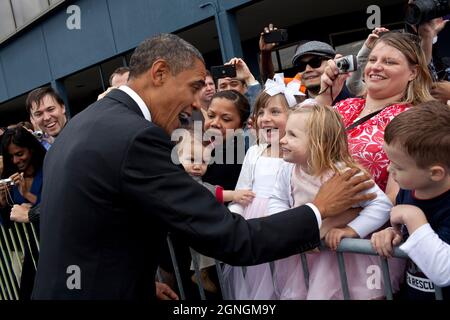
0, 14, 449, 301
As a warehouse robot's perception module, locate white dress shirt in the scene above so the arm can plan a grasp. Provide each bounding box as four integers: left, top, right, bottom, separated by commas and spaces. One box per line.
119, 85, 152, 122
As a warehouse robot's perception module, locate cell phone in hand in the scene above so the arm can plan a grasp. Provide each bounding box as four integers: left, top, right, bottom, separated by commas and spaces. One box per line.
263, 29, 288, 44
211, 64, 236, 80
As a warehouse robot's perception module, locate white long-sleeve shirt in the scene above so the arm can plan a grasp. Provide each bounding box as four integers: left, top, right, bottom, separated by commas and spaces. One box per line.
268, 162, 392, 238
400, 223, 450, 287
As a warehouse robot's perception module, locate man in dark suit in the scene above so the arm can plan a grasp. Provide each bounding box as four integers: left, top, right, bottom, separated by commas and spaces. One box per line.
32, 34, 375, 300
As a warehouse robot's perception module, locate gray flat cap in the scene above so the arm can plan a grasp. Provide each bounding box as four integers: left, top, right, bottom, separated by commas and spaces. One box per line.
292, 41, 336, 66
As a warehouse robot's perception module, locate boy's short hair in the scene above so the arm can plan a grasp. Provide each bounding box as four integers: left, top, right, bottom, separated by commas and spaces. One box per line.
384, 102, 450, 169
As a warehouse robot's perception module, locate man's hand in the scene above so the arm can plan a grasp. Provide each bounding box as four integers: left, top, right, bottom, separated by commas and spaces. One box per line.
10, 203, 32, 223
312, 168, 375, 219
430, 81, 450, 103
155, 281, 179, 300
371, 227, 403, 258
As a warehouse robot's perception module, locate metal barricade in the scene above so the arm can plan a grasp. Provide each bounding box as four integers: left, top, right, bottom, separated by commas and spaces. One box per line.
166, 236, 444, 301
0, 221, 39, 300
0, 228, 445, 300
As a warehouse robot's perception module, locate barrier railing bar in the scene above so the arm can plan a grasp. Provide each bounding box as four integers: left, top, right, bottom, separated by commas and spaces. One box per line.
1, 225, 21, 287
300, 253, 310, 290
336, 252, 351, 300
7, 228, 23, 275
20, 223, 37, 271
380, 257, 393, 300
0, 235, 19, 299
0, 248, 13, 300
30, 223, 40, 252
215, 260, 227, 300
189, 248, 206, 300
166, 235, 186, 300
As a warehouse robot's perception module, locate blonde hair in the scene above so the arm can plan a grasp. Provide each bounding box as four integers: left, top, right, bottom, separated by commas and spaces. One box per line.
292, 104, 362, 176
367, 32, 434, 105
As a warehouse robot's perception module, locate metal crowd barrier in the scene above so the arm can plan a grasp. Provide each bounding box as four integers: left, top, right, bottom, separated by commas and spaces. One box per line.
0, 227, 444, 300
166, 237, 444, 301
0, 221, 39, 300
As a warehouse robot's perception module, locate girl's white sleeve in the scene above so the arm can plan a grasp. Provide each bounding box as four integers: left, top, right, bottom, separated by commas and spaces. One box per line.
227, 146, 256, 215
347, 183, 392, 238
268, 163, 293, 215
400, 223, 450, 287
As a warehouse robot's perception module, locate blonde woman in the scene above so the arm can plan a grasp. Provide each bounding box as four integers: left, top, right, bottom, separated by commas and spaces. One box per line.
316, 31, 434, 202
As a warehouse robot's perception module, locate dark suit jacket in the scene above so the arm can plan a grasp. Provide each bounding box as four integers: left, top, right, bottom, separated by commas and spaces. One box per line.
32, 89, 320, 300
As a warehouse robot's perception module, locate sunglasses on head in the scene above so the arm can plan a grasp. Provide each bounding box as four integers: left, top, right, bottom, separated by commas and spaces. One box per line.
295, 56, 327, 72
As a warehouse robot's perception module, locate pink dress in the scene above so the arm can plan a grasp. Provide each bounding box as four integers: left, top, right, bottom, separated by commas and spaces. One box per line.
222, 156, 285, 300
334, 98, 410, 191
274, 166, 404, 300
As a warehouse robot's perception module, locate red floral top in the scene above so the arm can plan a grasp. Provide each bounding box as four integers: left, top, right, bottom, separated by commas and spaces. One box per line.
334, 98, 410, 191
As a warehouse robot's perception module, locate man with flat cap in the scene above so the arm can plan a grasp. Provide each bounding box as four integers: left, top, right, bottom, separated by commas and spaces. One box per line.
291, 40, 352, 103
33, 33, 374, 300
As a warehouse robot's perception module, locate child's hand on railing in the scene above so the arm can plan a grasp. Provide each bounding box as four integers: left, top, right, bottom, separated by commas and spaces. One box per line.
370, 227, 402, 258
324, 226, 358, 251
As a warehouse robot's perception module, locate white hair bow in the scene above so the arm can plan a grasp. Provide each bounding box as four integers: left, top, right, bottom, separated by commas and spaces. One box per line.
264, 73, 305, 108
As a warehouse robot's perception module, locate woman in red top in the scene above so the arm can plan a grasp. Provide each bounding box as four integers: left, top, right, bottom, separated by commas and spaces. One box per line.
316, 32, 433, 202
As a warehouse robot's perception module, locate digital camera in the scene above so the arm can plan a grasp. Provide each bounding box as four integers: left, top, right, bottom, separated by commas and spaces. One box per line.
0, 178, 14, 187
33, 131, 44, 139
405, 0, 450, 25
335, 55, 358, 74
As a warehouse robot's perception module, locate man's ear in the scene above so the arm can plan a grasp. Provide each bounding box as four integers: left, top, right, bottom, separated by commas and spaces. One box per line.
429, 165, 447, 182
148, 59, 171, 86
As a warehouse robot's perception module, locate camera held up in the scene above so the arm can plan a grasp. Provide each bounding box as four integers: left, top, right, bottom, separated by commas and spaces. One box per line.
335, 55, 358, 74
405, 0, 450, 25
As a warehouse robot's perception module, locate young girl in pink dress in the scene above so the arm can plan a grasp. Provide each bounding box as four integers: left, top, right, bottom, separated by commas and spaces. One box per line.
222, 74, 303, 300
268, 103, 395, 299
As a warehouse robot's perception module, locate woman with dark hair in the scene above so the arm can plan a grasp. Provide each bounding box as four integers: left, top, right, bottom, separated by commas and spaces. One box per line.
0, 126, 46, 300
0, 126, 46, 207
203, 90, 251, 191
